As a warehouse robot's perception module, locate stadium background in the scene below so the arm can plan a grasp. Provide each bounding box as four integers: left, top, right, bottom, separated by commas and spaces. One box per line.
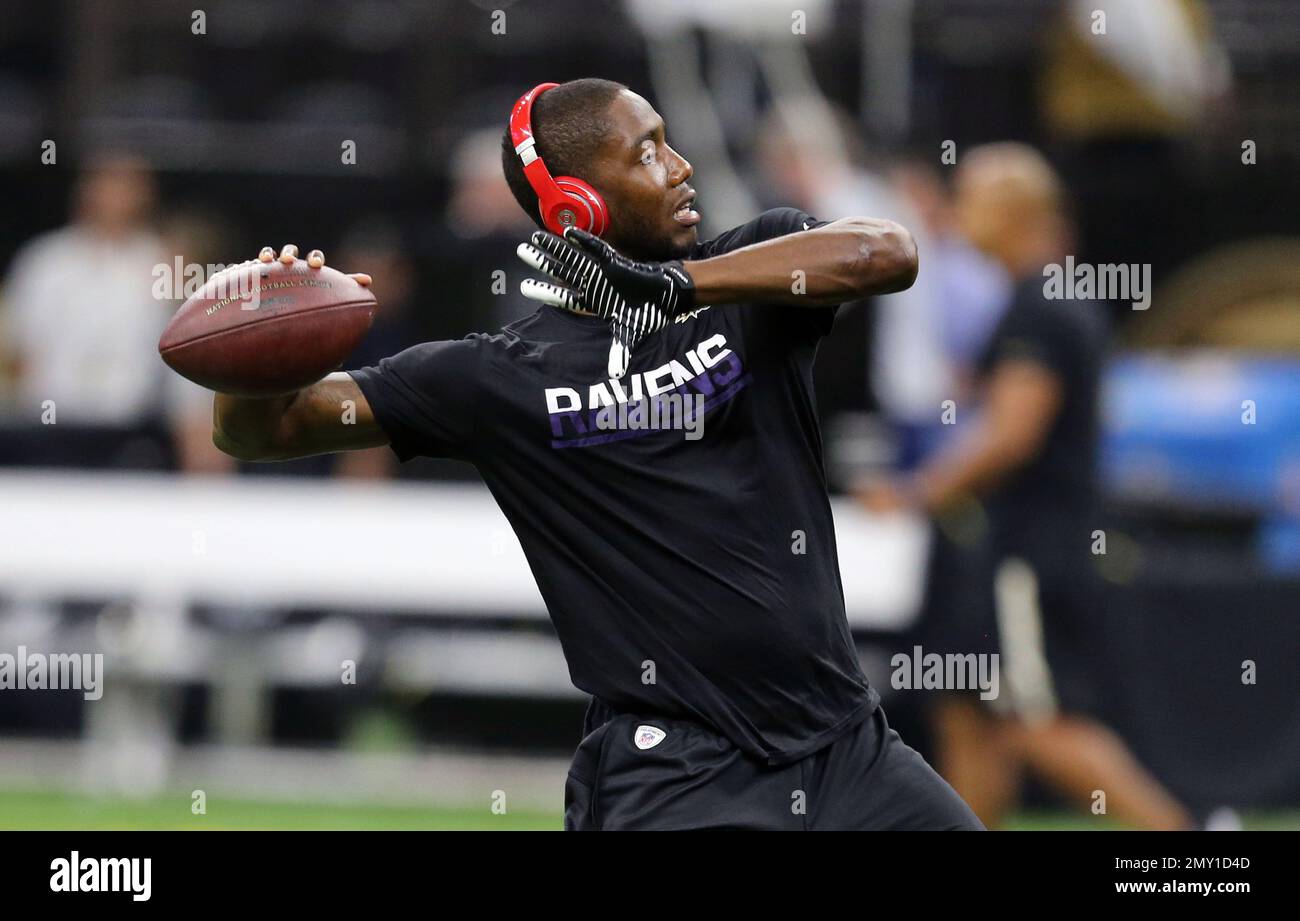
0, 0, 1297, 829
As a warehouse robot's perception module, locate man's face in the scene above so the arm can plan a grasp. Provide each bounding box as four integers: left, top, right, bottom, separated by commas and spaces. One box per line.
952, 170, 1006, 259
953, 157, 1068, 272
585, 90, 697, 261
76, 157, 156, 234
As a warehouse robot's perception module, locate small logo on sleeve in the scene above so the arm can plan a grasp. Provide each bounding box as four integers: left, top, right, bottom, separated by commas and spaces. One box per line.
634, 725, 667, 750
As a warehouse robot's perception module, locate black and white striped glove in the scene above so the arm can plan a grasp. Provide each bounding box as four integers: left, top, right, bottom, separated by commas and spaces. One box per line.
517, 227, 695, 379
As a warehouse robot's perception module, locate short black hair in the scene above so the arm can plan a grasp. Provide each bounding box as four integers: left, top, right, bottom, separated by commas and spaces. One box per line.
501, 78, 626, 230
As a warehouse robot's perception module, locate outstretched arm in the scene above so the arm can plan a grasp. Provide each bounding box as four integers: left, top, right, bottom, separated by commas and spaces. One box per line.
214, 371, 387, 462
516, 216, 917, 377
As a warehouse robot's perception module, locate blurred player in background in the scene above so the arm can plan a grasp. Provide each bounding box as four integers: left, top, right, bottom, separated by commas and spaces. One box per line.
858, 143, 1194, 830
206, 78, 983, 830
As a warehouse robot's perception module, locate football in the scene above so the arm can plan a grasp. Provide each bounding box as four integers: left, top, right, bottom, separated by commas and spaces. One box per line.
158, 259, 377, 396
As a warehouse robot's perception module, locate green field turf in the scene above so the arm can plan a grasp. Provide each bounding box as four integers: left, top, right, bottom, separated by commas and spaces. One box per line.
1, 791, 1294, 830
0, 790, 561, 831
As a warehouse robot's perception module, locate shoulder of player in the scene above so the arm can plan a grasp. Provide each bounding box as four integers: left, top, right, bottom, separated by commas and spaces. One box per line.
690, 207, 814, 259
452, 309, 576, 365
751, 206, 816, 235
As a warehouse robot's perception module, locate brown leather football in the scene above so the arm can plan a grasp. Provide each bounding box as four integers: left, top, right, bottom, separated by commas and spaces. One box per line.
158, 259, 377, 396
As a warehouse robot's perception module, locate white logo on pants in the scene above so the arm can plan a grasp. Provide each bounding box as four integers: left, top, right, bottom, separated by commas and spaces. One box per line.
634, 725, 666, 750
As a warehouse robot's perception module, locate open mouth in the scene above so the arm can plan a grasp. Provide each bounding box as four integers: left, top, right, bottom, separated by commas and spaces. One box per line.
673, 194, 700, 227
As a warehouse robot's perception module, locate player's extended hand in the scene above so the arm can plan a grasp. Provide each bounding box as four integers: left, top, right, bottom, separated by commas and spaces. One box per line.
516, 227, 695, 378
256, 244, 372, 287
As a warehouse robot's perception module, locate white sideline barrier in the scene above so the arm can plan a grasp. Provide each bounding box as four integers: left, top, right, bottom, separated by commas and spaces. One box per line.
0, 471, 926, 629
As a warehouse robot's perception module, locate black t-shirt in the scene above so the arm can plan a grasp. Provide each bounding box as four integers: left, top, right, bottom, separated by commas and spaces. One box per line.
350, 208, 877, 765
976, 275, 1109, 567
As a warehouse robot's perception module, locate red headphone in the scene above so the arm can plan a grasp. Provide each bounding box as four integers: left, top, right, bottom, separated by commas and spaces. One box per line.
508, 82, 610, 237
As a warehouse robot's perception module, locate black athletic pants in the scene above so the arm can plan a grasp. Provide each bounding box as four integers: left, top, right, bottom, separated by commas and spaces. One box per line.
564, 704, 984, 830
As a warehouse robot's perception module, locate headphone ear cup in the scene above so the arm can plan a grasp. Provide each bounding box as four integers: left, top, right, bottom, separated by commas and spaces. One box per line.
554, 176, 609, 237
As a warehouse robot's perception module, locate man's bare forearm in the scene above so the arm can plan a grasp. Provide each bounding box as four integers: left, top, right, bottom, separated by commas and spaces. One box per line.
212, 390, 299, 461
212, 372, 384, 461
682, 217, 918, 307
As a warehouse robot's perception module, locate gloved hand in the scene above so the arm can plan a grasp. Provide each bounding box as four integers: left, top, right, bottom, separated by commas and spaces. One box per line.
517, 227, 695, 379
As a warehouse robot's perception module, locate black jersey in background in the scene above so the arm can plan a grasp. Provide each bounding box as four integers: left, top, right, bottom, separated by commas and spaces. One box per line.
350, 208, 878, 766
977, 275, 1109, 569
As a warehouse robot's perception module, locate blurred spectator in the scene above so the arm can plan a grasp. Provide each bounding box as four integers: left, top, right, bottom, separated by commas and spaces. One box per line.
0, 153, 175, 469
2, 153, 165, 425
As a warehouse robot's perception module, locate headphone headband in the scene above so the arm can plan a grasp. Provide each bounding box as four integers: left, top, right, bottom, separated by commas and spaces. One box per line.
508, 82, 558, 157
